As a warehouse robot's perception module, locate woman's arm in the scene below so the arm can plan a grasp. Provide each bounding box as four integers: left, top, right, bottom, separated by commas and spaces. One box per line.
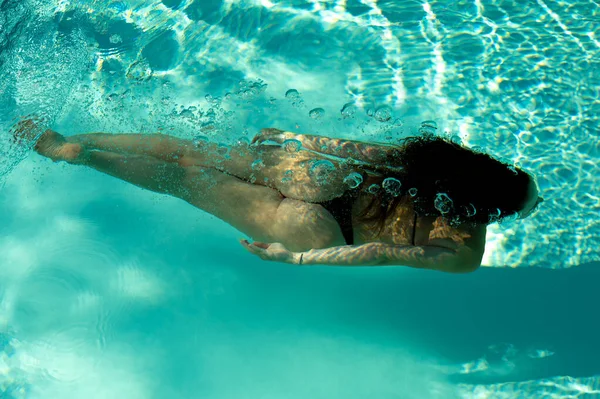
252, 129, 394, 165
241, 240, 484, 274
300, 242, 482, 273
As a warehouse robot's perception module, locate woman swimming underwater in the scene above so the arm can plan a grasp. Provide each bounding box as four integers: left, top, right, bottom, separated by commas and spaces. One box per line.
14, 119, 542, 273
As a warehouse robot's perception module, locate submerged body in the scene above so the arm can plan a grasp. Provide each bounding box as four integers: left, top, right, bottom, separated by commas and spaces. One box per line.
15, 121, 539, 273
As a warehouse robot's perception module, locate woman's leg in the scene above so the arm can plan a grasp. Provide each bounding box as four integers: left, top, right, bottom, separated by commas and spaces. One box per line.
69, 133, 207, 163
34, 130, 346, 251
66, 132, 350, 202
16, 121, 348, 202
68, 132, 259, 179
31, 129, 190, 197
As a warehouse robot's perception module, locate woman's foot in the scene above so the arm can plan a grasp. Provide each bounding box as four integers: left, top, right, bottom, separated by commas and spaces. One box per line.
34, 129, 83, 163
13, 119, 84, 163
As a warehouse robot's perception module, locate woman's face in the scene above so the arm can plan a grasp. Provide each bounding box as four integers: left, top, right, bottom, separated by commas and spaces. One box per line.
519, 177, 543, 219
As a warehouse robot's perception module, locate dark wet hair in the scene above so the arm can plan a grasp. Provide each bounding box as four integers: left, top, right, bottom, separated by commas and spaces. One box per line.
358, 134, 534, 230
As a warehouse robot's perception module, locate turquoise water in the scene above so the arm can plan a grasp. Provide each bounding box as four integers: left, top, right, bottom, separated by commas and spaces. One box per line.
0, 0, 599, 398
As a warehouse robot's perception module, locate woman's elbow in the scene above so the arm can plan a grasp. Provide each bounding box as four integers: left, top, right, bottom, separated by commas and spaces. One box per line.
425, 245, 482, 273
451, 249, 483, 273
451, 259, 481, 273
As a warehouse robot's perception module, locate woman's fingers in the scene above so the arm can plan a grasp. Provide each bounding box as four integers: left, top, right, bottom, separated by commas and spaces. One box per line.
240, 239, 268, 249
240, 239, 259, 253
240, 240, 293, 263
240, 239, 271, 259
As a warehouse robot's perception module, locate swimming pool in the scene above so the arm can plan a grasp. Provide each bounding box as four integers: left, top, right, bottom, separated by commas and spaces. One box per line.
0, 0, 598, 397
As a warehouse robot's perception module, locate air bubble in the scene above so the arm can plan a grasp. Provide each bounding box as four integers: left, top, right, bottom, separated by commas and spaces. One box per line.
285, 89, 300, 99
465, 203, 477, 217
309, 108, 325, 120
367, 184, 381, 194
500, 212, 519, 225
236, 80, 267, 100
126, 59, 152, 82
408, 187, 418, 197
382, 177, 402, 197
237, 136, 250, 145
341, 103, 357, 119
419, 120, 438, 135
283, 139, 302, 153
488, 208, 502, 223
109, 34, 123, 44
238, 89, 256, 100
284, 89, 304, 107
179, 108, 195, 118
450, 134, 462, 145
434, 193, 453, 214
251, 159, 265, 170
343, 172, 363, 189
374, 106, 392, 122
309, 160, 336, 186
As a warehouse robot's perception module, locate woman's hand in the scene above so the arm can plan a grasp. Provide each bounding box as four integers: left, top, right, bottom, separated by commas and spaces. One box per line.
240, 239, 299, 264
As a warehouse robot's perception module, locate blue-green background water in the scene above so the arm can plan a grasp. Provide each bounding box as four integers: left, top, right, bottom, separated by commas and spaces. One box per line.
0, 0, 599, 397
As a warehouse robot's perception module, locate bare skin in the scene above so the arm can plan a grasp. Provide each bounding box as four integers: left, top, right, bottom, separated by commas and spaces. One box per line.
14, 119, 497, 272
